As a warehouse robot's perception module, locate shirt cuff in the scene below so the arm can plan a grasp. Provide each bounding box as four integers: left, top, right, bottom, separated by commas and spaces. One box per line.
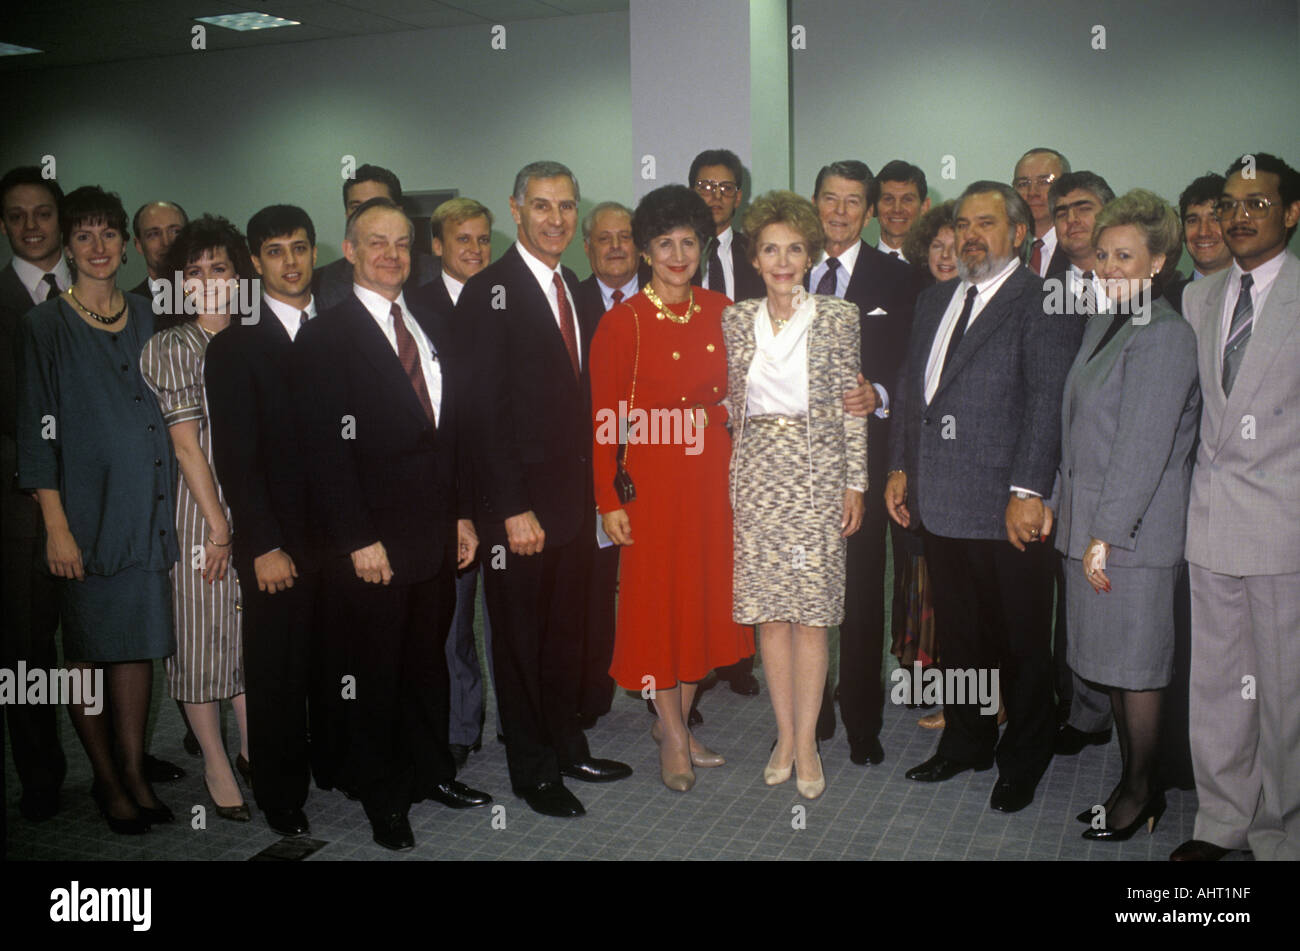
873, 383, 889, 419
847, 483, 866, 493
1010, 485, 1041, 498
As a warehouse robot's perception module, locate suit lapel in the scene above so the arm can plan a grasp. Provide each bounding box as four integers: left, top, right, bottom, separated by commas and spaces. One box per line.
929, 272, 1024, 403
345, 296, 430, 428
505, 247, 582, 386
1218, 256, 1300, 447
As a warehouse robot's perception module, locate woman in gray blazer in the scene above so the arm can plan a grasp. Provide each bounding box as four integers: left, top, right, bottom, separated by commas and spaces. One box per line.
724, 191, 867, 800
1053, 189, 1201, 841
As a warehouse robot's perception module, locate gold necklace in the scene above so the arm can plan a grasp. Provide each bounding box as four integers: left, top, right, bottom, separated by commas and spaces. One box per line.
69, 287, 127, 325
643, 283, 700, 324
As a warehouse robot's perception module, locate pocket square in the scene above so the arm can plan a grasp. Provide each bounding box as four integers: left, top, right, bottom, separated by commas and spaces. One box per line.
866, 307, 888, 316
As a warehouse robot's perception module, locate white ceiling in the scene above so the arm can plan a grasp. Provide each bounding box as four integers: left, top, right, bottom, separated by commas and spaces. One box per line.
0, 0, 629, 71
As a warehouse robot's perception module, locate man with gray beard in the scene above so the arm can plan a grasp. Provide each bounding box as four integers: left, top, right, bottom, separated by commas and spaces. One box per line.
885, 181, 1085, 813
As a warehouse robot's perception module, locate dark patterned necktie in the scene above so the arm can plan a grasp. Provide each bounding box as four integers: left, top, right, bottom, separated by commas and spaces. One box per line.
939, 286, 979, 384
1222, 273, 1254, 396
815, 258, 839, 297
611, 289, 623, 306
1029, 238, 1044, 274
390, 303, 435, 426
299, 310, 309, 329
42, 273, 60, 300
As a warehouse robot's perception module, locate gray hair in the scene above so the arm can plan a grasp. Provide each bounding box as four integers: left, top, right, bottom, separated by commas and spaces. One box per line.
1048, 171, 1115, 215
512, 161, 580, 206
1014, 147, 1071, 178
957, 181, 1033, 254
581, 201, 633, 242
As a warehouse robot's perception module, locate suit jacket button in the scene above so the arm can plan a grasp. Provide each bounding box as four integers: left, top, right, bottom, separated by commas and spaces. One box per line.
922, 416, 931, 425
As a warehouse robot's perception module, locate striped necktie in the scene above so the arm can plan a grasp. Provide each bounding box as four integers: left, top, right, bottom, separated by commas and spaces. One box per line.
1221, 273, 1254, 396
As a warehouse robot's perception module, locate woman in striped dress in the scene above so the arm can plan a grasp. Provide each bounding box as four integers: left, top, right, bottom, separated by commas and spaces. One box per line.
141, 215, 249, 821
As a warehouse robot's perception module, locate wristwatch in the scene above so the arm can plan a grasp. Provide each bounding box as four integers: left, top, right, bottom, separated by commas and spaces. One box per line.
1013, 490, 1033, 500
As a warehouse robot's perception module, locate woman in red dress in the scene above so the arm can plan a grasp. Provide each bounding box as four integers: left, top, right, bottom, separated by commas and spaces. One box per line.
590, 185, 753, 792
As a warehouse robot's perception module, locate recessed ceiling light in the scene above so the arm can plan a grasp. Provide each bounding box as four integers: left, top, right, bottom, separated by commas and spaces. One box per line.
194, 12, 301, 32
0, 42, 43, 56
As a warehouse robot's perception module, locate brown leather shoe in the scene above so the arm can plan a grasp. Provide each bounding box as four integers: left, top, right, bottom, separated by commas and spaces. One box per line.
1170, 839, 1231, 862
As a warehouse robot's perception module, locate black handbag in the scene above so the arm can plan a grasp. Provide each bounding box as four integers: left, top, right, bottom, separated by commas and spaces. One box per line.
614, 303, 639, 504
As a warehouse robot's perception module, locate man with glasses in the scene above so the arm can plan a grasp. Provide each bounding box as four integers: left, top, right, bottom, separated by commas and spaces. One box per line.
1173, 152, 1300, 862
688, 148, 765, 304
1012, 148, 1071, 278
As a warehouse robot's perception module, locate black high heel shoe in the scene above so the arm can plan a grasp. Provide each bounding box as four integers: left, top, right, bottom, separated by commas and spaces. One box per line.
1082, 792, 1166, 841
91, 784, 150, 835
132, 796, 175, 825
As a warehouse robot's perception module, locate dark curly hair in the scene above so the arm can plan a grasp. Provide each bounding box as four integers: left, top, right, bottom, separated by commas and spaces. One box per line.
59, 185, 128, 246
166, 214, 253, 279
631, 185, 714, 252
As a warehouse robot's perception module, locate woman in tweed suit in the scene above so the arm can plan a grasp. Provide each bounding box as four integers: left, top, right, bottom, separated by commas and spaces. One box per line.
724, 191, 867, 799
140, 216, 249, 821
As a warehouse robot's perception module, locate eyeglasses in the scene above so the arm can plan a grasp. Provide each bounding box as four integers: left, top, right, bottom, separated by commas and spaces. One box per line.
1213, 197, 1275, 220
1013, 174, 1057, 190
694, 180, 738, 197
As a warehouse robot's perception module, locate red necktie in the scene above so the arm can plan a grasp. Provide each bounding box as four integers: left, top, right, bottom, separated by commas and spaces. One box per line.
611, 289, 624, 306
1029, 238, 1044, 275
390, 303, 435, 427
553, 272, 579, 378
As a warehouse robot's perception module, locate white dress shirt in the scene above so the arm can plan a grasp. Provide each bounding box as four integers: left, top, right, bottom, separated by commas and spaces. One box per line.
876, 239, 907, 263
442, 271, 465, 306
516, 240, 581, 368
12, 255, 71, 306
1220, 251, 1286, 352
1029, 228, 1058, 278
923, 255, 1020, 404
596, 274, 639, 313
710, 226, 736, 300
263, 293, 315, 342
352, 283, 442, 423
809, 239, 889, 418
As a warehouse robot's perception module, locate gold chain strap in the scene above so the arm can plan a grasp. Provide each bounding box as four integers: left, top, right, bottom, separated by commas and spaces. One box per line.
623, 301, 639, 467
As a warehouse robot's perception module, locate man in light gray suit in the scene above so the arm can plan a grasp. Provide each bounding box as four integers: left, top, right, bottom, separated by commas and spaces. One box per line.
1173, 153, 1300, 862
885, 181, 1086, 813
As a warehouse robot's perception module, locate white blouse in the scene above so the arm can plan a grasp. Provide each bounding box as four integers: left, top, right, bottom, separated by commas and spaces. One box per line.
746, 293, 814, 417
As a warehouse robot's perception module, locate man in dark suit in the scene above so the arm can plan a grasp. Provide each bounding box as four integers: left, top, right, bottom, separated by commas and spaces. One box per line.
689, 148, 766, 305
410, 196, 495, 769
460, 161, 632, 819
1165, 174, 1234, 315
205, 204, 323, 837
874, 160, 932, 262
575, 201, 650, 727
1044, 171, 1117, 752
1013, 148, 1071, 278
886, 181, 1085, 812
1, 166, 68, 823
807, 160, 922, 765
129, 200, 187, 310
294, 197, 491, 850
312, 164, 439, 312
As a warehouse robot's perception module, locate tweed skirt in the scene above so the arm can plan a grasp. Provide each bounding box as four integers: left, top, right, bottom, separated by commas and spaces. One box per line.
732, 415, 846, 627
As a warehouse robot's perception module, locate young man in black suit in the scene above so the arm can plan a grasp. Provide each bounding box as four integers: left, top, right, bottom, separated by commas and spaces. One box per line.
808, 159, 922, 765
294, 198, 491, 850
129, 200, 187, 306
689, 148, 766, 305
460, 161, 632, 819
204, 205, 324, 837
1, 166, 68, 823
410, 196, 495, 769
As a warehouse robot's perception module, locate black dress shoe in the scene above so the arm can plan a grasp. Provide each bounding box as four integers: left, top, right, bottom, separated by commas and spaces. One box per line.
1054, 723, 1112, 756
515, 781, 585, 818
727, 672, 761, 696
182, 730, 201, 758
367, 810, 415, 851
849, 737, 884, 766
1083, 793, 1165, 841
91, 785, 150, 835
133, 797, 175, 824
19, 788, 61, 823
266, 807, 310, 836
905, 753, 992, 782
143, 753, 185, 783
559, 757, 632, 783
428, 780, 492, 809
989, 777, 1036, 813
1170, 838, 1232, 862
